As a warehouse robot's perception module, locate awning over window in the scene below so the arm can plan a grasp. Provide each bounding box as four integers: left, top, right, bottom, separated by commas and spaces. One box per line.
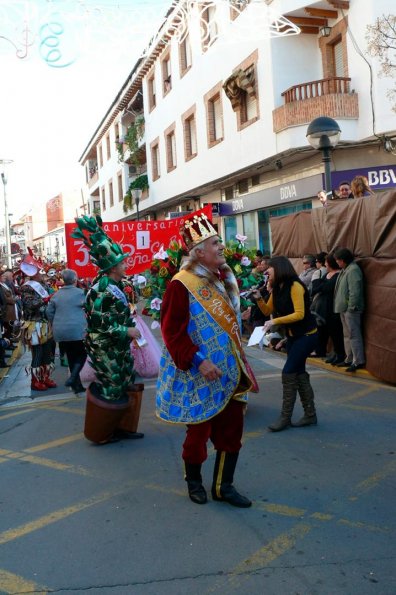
223, 66, 256, 111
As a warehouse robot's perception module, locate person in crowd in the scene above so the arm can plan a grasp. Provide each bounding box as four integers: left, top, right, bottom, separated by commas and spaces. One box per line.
0, 269, 19, 345
336, 180, 354, 200
156, 212, 257, 507
311, 253, 346, 364
312, 252, 327, 282
317, 190, 328, 207
71, 215, 142, 444
351, 175, 375, 198
333, 248, 365, 372
299, 254, 316, 290
253, 256, 318, 431
46, 269, 87, 394
20, 253, 57, 391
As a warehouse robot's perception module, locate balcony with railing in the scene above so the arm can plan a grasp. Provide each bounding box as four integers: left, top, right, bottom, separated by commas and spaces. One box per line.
273, 76, 359, 133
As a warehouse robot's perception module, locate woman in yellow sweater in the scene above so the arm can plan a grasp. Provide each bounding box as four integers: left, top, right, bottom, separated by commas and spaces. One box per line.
252, 256, 318, 431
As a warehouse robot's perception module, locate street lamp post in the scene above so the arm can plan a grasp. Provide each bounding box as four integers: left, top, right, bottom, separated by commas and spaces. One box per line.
131, 188, 142, 221
306, 117, 341, 196
0, 159, 14, 268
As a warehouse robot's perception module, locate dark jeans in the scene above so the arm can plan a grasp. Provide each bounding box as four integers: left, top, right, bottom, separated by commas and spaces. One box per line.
59, 340, 87, 373
283, 332, 318, 375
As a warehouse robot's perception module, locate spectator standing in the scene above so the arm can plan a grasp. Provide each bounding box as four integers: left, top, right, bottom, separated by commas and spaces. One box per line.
46, 269, 87, 394
299, 255, 316, 290
311, 253, 346, 364
254, 256, 318, 431
0, 269, 19, 344
333, 248, 365, 372
336, 181, 354, 200
351, 175, 375, 198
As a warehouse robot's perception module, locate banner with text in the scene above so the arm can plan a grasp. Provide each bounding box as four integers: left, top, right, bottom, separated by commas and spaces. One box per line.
64, 205, 212, 278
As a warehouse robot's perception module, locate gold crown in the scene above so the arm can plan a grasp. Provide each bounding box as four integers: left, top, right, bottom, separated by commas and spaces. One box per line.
180, 213, 218, 251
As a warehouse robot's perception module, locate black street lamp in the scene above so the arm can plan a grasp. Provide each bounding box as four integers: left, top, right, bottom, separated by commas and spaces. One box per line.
131, 188, 142, 221
306, 116, 341, 196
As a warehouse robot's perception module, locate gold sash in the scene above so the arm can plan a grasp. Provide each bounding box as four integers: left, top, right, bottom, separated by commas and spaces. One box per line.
174, 270, 258, 395
175, 270, 243, 355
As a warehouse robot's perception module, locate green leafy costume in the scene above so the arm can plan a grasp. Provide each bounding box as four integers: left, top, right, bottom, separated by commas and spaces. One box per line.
71, 215, 135, 401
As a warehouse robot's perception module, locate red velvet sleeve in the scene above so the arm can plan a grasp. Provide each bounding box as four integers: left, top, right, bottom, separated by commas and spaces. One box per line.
160, 279, 199, 370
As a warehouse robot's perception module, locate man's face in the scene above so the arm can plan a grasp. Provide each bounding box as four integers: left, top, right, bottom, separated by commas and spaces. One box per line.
302, 258, 312, 270
338, 184, 350, 199
335, 258, 346, 270
197, 236, 225, 271
111, 260, 127, 280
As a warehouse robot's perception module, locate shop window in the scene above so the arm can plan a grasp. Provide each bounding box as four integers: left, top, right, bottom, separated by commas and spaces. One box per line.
242, 212, 256, 248
224, 216, 238, 243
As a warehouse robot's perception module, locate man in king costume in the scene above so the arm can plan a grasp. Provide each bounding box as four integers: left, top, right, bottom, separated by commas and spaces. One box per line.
156, 213, 258, 507
71, 215, 144, 444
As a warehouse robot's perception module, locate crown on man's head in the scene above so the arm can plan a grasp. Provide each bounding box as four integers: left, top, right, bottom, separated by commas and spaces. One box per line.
180, 213, 218, 251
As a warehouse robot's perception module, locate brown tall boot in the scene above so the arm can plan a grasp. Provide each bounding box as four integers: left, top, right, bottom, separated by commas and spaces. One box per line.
268, 373, 298, 432
292, 372, 317, 427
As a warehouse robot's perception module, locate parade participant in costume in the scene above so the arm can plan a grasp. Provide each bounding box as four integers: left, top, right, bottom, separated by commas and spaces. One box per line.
71, 215, 143, 444
156, 213, 258, 507
20, 251, 57, 391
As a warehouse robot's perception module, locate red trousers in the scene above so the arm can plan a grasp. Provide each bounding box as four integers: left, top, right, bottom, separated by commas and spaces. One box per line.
182, 399, 245, 465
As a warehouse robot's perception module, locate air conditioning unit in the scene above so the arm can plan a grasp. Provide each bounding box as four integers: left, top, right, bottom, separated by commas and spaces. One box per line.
128, 165, 137, 176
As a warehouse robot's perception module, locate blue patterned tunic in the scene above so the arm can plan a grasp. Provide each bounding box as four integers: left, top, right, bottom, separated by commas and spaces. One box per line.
156, 293, 249, 425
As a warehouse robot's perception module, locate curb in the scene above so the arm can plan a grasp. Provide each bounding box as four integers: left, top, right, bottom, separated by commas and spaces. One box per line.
0, 343, 23, 384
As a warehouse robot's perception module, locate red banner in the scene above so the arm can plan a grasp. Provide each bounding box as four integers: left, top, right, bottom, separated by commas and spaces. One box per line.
64, 205, 212, 278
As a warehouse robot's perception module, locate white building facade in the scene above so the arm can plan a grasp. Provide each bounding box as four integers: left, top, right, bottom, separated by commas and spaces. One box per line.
79, 0, 396, 253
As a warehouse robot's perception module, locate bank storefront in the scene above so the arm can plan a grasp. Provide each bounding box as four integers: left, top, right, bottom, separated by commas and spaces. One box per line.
219, 174, 322, 253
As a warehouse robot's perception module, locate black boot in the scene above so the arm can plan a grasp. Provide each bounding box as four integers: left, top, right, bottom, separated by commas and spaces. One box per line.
211, 451, 251, 508
292, 372, 317, 427
185, 463, 207, 504
65, 363, 82, 388
268, 373, 298, 432
72, 378, 85, 394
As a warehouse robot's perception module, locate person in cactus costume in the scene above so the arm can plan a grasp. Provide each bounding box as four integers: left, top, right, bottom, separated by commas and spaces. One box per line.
71, 215, 143, 444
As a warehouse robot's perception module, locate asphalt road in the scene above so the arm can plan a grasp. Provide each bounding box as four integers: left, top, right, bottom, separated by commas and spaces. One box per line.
0, 344, 395, 595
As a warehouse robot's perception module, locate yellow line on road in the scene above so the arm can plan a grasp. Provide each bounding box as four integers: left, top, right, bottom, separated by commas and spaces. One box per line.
0, 409, 34, 421
0, 569, 47, 594
206, 523, 311, 593
351, 459, 396, 498
19, 454, 93, 476
0, 483, 135, 546
341, 404, 396, 414
334, 385, 377, 404
38, 405, 85, 415
256, 502, 305, 517
24, 433, 83, 453
338, 518, 389, 533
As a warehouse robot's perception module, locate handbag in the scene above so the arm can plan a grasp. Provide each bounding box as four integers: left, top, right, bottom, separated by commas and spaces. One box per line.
310, 293, 328, 327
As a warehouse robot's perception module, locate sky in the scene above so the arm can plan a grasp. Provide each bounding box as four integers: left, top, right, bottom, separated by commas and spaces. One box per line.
0, 0, 171, 223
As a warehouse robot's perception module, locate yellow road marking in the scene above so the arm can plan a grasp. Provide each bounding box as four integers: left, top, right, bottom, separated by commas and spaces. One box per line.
38, 405, 85, 415
0, 409, 33, 421
24, 433, 83, 453
257, 502, 305, 517
20, 454, 93, 475
0, 569, 47, 594
334, 385, 377, 404
341, 404, 396, 414
310, 512, 333, 521
0, 483, 136, 546
352, 459, 396, 496
338, 518, 389, 533
206, 523, 311, 593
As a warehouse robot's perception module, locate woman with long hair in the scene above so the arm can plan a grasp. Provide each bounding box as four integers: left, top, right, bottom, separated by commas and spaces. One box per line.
350, 175, 375, 198
252, 256, 318, 431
